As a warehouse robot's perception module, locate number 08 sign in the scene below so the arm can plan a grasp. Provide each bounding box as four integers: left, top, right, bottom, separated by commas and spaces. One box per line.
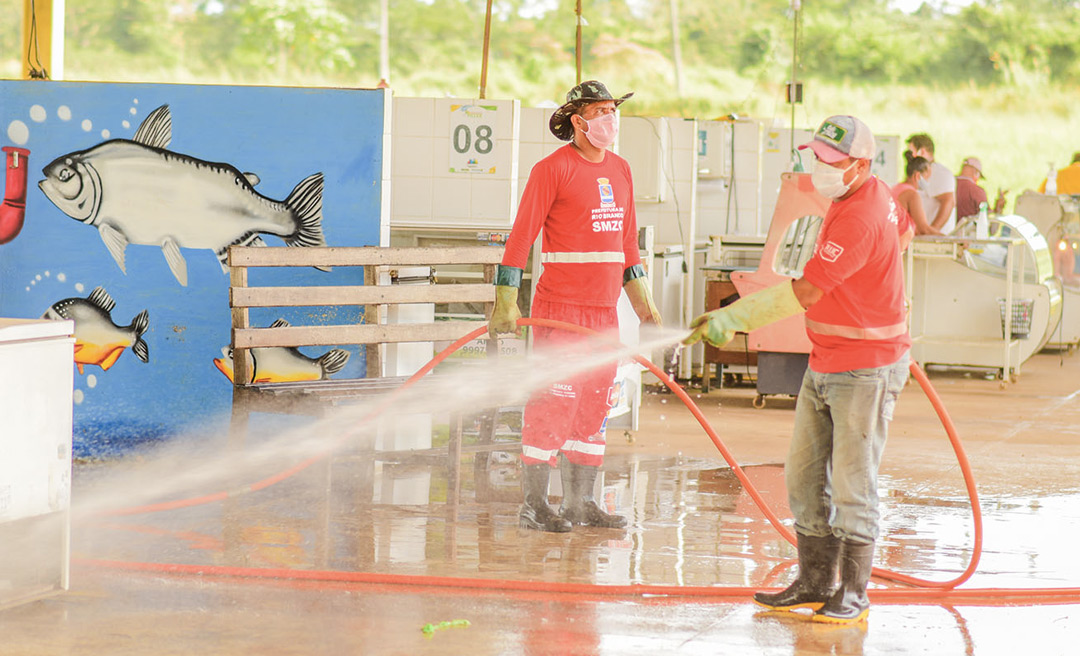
449, 104, 497, 174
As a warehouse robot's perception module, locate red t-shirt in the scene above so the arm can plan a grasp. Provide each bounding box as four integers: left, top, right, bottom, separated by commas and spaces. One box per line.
501, 144, 642, 307
955, 175, 988, 221
889, 182, 916, 239
801, 176, 911, 373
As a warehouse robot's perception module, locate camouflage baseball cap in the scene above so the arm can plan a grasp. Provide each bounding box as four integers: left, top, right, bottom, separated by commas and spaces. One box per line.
548, 80, 633, 141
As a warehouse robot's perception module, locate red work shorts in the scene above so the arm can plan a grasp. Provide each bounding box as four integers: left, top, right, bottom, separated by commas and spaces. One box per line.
520, 299, 619, 467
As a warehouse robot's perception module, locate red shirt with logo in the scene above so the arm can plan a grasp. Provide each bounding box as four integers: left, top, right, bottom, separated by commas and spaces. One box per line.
501, 144, 642, 307
801, 176, 911, 373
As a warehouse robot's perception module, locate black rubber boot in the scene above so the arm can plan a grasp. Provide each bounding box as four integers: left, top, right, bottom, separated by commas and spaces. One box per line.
558, 459, 627, 528
753, 533, 840, 611
813, 539, 875, 624
519, 464, 572, 532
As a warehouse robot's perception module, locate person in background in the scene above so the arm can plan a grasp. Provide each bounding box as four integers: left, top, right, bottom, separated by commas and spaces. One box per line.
955, 156, 996, 221
685, 115, 911, 625
489, 80, 662, 533
1039, 152, 1080, 195
893, 153, 941, 237
906, 133, 956, 232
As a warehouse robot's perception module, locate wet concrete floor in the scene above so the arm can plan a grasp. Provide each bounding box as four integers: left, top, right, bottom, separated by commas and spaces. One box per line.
4, 352, 1080, 654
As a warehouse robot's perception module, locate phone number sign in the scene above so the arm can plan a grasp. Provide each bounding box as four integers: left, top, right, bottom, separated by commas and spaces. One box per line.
449, 104, 497, 174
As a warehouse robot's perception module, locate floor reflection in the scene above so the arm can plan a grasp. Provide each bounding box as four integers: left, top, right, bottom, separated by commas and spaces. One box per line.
20, 350, 1080, 655
77, 447, 1080, 595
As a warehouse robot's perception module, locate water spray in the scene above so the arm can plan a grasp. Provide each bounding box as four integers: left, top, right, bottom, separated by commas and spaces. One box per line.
76, 318, 1080, 605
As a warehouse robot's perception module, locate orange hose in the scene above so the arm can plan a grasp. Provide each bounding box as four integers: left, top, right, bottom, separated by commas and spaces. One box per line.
522, 318, 981, 589
87, 318, 1080, 603
75, 558, 1080, 605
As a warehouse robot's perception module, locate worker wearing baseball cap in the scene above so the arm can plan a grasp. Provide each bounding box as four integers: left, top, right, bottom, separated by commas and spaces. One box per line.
684, 115, 911, 625
956, 156, 993, 220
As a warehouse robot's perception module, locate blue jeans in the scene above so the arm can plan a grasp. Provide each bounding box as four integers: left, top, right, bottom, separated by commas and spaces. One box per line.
786, 351, 910, 544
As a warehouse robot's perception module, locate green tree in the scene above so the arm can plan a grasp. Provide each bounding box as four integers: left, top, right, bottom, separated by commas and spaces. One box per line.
171, 0, 356, 82
64, 0, 184, 77
941, 3, 1047, 84
798, 0, 934, 83
229, 0, 354, 76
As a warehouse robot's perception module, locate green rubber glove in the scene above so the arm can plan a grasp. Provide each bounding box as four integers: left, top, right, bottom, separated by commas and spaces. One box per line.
489, 285, 523, 338
623, 277, 663, 326
683, 281, 804, 348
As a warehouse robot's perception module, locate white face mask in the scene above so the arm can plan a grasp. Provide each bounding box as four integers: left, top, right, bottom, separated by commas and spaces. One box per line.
579, 113, 618, 150
811, 160, 857, 199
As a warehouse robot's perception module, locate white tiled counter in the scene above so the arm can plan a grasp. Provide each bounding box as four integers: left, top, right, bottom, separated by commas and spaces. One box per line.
0, 317, 74, 609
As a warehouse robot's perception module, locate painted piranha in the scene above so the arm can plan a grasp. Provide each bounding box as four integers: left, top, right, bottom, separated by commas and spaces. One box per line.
213, 319, 350, 384
37, 104, 326, 286
42, 286, 149, 374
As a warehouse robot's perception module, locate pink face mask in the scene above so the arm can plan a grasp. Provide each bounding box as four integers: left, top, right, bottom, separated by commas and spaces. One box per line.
581, 113, 618, 149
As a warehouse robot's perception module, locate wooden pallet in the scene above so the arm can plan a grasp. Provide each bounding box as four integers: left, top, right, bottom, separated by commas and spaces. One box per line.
226, 245, 516, 504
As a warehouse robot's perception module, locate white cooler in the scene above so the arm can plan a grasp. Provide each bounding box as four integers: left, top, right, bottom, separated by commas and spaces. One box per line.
0, 318, 74, 609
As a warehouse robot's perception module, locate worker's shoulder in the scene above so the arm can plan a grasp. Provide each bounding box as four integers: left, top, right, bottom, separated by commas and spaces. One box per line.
535, 143, 574, 166
931, 160, 953, 176
833, 180, 895, 225
525, 144, 575, 180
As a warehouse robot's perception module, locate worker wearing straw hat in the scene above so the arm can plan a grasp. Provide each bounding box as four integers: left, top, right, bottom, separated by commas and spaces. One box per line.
489, 80, 662, 533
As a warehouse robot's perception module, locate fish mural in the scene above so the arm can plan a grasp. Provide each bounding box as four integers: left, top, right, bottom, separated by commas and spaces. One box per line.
213, 319, 350, 384
42, 286, 150, 374
37, 104, 326, 286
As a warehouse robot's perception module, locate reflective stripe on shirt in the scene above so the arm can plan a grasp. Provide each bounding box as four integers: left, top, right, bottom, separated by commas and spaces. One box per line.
806, 318, 908, 340
561, 438, 606, 456
522, 444, 559, 462
540, 251, 625, 264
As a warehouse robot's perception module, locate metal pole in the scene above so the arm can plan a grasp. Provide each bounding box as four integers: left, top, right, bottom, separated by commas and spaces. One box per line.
575, 0, 583, 84
378, 0, 389, 86
790, 0, 801, 156
669, 0, 683, 98
479, 0, 494, 99
22, 0, 62, 80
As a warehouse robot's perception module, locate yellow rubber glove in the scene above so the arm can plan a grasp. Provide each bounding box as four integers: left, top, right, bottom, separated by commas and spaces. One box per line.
683, 281, 804, 348
623, 277, 663, 326
488, 285, 523, 338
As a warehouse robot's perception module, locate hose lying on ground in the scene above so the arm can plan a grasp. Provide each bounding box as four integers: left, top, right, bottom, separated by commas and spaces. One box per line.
84, 318, 1080, 605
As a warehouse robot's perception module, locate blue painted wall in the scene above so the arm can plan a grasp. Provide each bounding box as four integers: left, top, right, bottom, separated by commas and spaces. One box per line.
0, 81, 386, 458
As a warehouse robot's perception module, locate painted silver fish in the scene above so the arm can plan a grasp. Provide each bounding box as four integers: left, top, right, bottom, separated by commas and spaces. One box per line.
42, 286, 149, 375
212, 319, 350, 384
38, 104, 326, 286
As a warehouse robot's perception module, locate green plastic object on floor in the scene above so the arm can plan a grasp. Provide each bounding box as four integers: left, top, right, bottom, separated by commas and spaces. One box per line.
421, 619, 471, 635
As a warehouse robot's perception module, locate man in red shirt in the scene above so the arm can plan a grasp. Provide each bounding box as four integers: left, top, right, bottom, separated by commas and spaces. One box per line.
955, 156, 990, 221
684, 115, 911, 625
489, 81, 662, 533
